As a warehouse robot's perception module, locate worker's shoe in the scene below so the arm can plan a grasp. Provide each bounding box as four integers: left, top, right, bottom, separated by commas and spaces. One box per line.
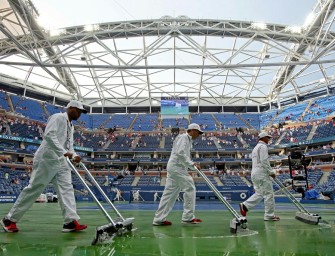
181, 218, 202, 224
239, 203, 248, 217
62, 220, 87, 232
1, 218, 19, 233
264, 216, 280, 221
153, 220, 172, 226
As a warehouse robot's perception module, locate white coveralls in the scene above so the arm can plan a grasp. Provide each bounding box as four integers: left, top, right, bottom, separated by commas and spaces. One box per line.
6, 112, 80, 223
153, 192, 159, 202
133, 190, 140, 201
243, 141, 276, 219
153, 133, 196, 223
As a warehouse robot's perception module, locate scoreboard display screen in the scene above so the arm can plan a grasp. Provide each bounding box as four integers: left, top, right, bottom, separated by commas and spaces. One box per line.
161, 97, 189, 115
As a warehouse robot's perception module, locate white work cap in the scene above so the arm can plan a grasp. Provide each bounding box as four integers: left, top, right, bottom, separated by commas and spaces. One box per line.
66, 100, 87, 114
187, 123, 204, 134
258, 131, 272, 139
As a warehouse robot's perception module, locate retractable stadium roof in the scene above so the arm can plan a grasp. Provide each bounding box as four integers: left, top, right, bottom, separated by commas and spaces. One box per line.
0, 0, 335, 112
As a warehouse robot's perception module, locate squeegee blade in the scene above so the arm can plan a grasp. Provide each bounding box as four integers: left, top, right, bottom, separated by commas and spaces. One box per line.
295, 212, 320, 225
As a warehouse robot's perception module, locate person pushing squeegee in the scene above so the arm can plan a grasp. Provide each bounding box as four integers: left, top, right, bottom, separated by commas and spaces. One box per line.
272, 177, 321, 225
194, 166, 248, 233
67, 158, 134, 245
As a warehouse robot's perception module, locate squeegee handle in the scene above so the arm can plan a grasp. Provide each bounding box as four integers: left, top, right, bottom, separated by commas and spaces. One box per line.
194, 167, 241, 219
79, 161, 125, 221
272, 177, 310, 214
66, 157, 116, 224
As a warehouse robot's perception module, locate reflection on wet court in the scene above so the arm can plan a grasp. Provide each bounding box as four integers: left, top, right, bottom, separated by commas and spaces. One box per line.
0, 202, 334, 255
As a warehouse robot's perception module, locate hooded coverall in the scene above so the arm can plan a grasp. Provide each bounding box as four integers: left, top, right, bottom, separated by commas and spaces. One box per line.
153, 133, 196, 223
6, 112, 80, 223
243, 140, 276, 219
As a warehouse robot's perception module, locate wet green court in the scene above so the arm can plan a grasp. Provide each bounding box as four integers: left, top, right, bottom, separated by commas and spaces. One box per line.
0, 202, 334, 255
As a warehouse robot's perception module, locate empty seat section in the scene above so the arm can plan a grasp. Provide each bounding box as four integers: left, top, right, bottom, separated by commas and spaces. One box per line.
133, 114, 159, 131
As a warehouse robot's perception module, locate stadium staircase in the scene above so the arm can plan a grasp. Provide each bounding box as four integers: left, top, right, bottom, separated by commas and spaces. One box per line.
318, 171, 330, 185
300, 100, 313, 121
6, 94, 14, 112
236, 114, 253, 129
4, 123, 11, 135
102, 140, 111, 150
131, 137, 140, 148
240, 176, 251, 186
275, 131, 287, 145
100, 114, 114, 129
211, 113, 221, 127
213, 137, 222, 149
236, 134, 248, 148
40, 102, 50, 118
128, 114, 138, 131
307, 125, 318, 140
159, 137, 165, 148
132, 176, 140, 186
266, 111, 280, 128
160, 177, 166, 186
214, 176, 223, 185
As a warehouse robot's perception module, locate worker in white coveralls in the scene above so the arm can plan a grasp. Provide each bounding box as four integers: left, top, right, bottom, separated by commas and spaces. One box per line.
153, 123, 203, 226
1, 100, 88, 233
154, 191, 160, 202
239, 131, 280, 221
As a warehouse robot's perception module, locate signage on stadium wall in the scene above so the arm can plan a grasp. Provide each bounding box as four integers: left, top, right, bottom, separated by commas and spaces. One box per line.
0, 134, 93, 152
0, 147, 38, 154
0, 134, 41, 144
0, 195, 17, 203
0, 147, 17, 153
73, 146, 94, 152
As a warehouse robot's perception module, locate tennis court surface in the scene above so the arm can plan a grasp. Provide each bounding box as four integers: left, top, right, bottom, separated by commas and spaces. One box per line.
0, 202, 334, 256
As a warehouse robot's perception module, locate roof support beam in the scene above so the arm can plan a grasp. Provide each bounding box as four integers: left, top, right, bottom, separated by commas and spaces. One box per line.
7, 0, 78, 95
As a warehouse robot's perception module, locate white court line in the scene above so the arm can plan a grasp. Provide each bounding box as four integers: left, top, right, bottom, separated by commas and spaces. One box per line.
141, 229, 259, 239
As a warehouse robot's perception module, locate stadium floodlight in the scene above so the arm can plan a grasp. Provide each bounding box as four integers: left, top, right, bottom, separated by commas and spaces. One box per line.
36, 15, 58, 30
49, 28, 66, 37
85, 24, 100, 32
285, 26, 302, 34
303, 13, 315, 28
251, 22, 267, 30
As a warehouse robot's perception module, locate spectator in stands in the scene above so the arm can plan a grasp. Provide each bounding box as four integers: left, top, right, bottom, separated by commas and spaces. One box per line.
239, 131, 280, 221
153, 123, 203, 226
1, 100, 88, 233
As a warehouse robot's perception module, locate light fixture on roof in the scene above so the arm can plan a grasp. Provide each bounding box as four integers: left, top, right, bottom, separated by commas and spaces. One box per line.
84, 24, 100, 32
251, 22, 267, 30
49, 28, 65, 37
285, 26, 302, 34
152, 100, 158, 105
304, 13, 315, 28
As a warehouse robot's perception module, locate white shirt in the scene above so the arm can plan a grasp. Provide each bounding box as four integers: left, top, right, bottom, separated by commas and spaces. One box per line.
36, 112, 77, 158
251, 141, 275, 178
167, 133, 194, 171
